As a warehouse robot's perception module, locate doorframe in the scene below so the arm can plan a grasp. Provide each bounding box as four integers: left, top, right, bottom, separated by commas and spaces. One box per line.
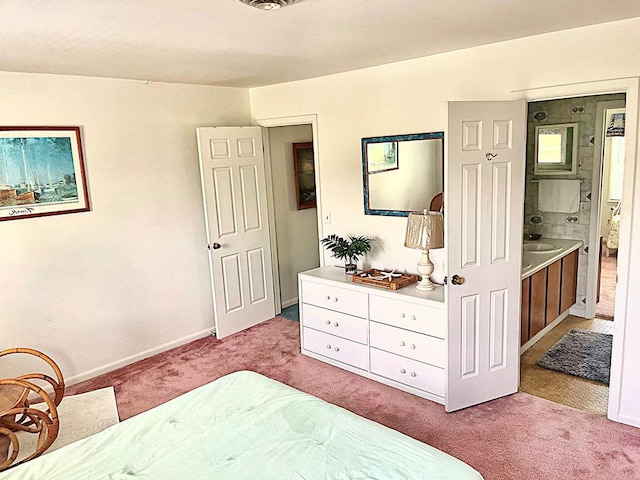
585, 100, 626, 319
255, 114, 324, 314
512, 77, 639, 425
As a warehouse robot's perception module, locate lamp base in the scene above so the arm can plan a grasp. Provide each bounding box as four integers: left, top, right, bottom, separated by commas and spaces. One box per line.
416, 249, 436, 291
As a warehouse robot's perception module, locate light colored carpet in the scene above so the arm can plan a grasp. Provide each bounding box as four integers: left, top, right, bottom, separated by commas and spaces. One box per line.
15, 387, 119, 462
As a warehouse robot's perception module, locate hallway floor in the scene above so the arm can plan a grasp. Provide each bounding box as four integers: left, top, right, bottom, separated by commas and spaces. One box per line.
596, 252, 617, 319
520, 316, 613, 415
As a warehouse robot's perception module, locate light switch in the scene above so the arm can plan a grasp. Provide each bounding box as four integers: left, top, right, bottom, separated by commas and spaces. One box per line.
323, 211, 331, 224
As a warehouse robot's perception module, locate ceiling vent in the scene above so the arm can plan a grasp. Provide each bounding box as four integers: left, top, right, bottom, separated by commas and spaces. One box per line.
237, 0, 300, 10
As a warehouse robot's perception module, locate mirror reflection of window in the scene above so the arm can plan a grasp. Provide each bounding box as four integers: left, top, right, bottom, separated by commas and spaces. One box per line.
534, 123, 577, 175
537, 129, 564, 164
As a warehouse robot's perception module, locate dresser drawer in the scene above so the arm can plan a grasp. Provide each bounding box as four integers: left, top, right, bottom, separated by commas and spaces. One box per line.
370, 321, 445, 367
301, 281, 368, 318
302, 304, 368, 344
369, 295, 445, 338
302, 327, 369, 370
370, 348, 444, 397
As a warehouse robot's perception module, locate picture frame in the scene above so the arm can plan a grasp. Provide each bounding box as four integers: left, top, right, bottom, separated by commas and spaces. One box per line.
365, 141, 398, 174
0, 126, 90, 221
292, 142, 316, 210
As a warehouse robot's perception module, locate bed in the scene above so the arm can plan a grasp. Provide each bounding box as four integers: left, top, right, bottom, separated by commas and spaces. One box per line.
0, 371, 483, 479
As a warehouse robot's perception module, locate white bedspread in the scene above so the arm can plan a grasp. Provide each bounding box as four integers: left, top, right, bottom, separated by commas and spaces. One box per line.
0, 371, 483, 479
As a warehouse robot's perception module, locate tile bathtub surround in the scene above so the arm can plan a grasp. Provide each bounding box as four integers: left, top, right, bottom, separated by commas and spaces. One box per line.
525, 93, 626, 310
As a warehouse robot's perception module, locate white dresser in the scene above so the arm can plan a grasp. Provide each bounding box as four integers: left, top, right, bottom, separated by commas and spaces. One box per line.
299, 267, 446, 404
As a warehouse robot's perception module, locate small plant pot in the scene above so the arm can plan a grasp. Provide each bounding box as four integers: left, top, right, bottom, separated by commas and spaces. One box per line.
345, 263, 357, 275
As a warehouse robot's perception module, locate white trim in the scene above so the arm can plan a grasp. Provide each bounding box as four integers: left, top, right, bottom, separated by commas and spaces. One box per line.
520, 310, 569, 354
255, 114, 326, 267
513, 76, 640, 426
260, 127, 282, 315
584, 100, 626, 319
65, 328, 212, 386
617, 414, 640, 429
281, 298, 299, 308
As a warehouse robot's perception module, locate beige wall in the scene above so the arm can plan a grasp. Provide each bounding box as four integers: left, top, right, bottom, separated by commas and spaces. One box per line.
267, 125, 319, 307
1, 72, 251, 383
249, 18, 640, 426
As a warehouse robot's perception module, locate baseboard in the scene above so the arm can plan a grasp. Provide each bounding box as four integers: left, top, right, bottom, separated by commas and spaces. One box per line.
281, 298, 299, 309
569, 304, 586, 318
614, 413, 640, 429
65, 328, 213, 386
520, 310, 569, 354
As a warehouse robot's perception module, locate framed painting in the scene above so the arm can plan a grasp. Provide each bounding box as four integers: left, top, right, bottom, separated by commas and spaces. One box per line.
366, 141, 398, 174
292, 142, 316, 210
0, 126, 90, 221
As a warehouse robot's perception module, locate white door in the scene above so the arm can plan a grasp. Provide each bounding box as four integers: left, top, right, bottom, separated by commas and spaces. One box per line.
445, 101, 526, 412
196, 126, 276, 338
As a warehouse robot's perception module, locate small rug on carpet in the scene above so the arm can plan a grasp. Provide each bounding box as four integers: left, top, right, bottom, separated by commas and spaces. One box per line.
536, 328, 613, 384
15, 387, 119, 462
280, 303, 299, 322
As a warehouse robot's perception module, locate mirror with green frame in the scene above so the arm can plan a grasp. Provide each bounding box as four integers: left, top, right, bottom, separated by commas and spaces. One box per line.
362, 132, 444, 216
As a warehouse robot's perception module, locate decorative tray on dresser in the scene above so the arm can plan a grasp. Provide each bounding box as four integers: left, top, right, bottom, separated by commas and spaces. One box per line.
298, 266, 446, 404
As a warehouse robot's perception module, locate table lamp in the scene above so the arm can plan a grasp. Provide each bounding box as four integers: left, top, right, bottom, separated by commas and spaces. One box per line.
404, 209, 444, 290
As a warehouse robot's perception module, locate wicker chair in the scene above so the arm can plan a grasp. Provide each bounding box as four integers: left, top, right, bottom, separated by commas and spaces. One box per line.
0, 348, 65, 471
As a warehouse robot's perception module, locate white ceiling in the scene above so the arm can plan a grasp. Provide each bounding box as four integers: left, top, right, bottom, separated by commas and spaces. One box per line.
1, 0, 639, 88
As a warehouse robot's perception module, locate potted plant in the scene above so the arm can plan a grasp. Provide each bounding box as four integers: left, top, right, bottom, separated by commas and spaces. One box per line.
320, 234, 372, 274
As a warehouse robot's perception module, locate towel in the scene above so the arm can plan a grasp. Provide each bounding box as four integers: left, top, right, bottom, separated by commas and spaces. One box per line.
538, 179, 581, 213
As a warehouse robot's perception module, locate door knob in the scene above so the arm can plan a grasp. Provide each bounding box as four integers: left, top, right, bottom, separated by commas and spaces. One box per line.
451, 274, 465, 285
211, 242, 221, 250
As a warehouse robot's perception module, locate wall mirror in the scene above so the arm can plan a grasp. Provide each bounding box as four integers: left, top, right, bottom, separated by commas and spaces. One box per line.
362, 132, 444, 216
534, 123, 579, 175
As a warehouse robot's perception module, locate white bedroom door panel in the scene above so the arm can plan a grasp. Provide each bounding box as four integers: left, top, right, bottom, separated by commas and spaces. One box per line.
445, 101, 526, 412
197, 126, 275, 338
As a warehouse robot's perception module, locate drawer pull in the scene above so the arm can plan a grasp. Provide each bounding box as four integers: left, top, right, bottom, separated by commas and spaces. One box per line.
334, 347, 340, 352
400, 368, 406, 374
400, 341, 406, 347
410, 344, 416, 349
333, 297, 339, 302
333, 322, 339, 327
325, 320, 331, 325
410, 372, 417, 377
411, 315, 417, 321
400, 313, 406, 318
326, 344, 332, 349
325, 295, 331, 300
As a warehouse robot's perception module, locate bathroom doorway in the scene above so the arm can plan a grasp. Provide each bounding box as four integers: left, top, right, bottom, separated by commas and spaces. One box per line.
519, 93, 626, 415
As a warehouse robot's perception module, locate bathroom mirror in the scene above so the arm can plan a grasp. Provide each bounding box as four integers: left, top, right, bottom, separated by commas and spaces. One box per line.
362, 132, 444, 216
534, 123, 579, 175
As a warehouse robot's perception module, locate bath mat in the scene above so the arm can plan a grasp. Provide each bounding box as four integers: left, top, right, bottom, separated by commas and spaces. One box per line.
14, 387, 119, 462
536, 329, 612, 384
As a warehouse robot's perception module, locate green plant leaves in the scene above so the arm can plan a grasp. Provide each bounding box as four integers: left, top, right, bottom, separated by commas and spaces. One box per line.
320, 234, 372, 264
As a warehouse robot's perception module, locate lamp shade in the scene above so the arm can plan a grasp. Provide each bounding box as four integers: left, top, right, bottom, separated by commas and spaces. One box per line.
404, 210, 444, 250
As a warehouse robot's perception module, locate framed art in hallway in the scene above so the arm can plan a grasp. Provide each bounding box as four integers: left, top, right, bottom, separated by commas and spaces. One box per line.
0, 126, 90, 222
292, 142, 316, 210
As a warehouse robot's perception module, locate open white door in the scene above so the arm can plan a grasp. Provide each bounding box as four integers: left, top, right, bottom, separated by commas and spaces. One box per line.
196, 126, 276, 338
445, 101, 526, 412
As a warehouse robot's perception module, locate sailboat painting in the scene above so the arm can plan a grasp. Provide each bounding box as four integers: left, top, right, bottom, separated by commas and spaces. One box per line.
0, 126, 90, 221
